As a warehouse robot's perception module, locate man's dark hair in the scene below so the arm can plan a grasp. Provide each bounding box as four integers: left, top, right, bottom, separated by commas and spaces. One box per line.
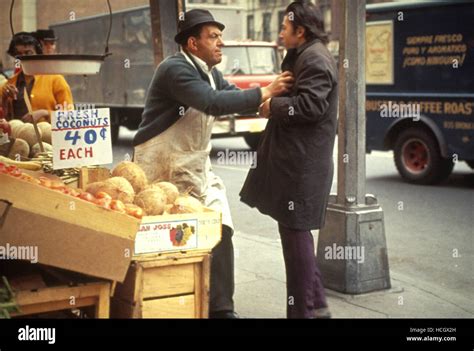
285, 1, 328, 45
7, 32, 43, 57
177, 23, 205, 47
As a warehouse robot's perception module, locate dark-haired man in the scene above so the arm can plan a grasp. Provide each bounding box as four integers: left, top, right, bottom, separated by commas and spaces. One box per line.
34, 29, 58, 55
240, 1, 338, 319
133, 9, 293, 319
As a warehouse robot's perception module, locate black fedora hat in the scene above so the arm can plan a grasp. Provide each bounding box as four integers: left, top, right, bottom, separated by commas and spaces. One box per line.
174, 9, 225, 44
35, 29, 58, 42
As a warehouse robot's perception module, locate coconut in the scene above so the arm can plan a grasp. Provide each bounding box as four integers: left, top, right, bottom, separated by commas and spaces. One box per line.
17, 123, 42, 147
86, 177, 135, 203
134, 188, 167, 216
37, 122, 52, 144
112, 161, 148, 193
30, 142, 53, 158
171, 195, 204, 214
149, 181, 179, 204
7, 138, 30, 160
9, 120, 24, 139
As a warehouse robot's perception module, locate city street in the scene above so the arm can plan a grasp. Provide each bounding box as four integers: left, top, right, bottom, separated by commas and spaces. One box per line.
114, 127, 474, 318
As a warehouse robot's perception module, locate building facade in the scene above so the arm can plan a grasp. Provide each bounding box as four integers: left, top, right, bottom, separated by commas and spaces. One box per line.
1, 0, 395, 70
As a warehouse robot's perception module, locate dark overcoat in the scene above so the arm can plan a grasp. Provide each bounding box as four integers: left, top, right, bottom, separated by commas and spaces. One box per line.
240, 39, 338, 230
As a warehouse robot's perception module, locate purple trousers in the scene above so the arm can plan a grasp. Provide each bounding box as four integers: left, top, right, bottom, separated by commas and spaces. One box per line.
278, 223, 328, 319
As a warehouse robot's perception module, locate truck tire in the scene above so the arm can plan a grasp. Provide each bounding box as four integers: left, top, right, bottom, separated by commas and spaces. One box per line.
393, 128, 454, 185
244, 133, 262, 150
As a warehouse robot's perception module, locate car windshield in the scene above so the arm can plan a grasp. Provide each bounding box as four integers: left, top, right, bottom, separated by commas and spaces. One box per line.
217, 46, 278, 75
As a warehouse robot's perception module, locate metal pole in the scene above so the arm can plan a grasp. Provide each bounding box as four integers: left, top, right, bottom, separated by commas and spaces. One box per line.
316, 0, 391, 294
336, 0, 366, 206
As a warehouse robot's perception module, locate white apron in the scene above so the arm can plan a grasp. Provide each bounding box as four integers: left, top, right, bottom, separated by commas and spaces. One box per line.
134, 106, 234, 230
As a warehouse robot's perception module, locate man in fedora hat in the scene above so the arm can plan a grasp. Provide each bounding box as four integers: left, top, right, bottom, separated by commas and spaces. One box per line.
133, 9, 293, 318
34, 29, 58, 55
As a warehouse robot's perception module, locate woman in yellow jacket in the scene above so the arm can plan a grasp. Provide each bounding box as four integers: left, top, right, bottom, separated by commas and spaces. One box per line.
1, 33, 73, 123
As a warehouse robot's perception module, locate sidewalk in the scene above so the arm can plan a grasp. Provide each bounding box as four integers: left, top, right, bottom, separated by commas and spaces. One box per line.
233, 230, 474, 319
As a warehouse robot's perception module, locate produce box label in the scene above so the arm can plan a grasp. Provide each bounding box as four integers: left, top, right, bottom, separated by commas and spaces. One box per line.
51, 108, 112, 169
134, 219, 199, 255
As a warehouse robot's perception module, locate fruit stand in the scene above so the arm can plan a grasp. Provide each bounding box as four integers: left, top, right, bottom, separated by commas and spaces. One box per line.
79, 169, 221, 319
0, 156, 221, 319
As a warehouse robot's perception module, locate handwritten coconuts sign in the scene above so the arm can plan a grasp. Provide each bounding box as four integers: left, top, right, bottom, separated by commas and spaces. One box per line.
51, 108, 113, 169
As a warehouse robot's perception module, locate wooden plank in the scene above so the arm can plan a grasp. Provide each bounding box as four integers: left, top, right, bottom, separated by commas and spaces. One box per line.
15, 283, 105, 306
141, 295, 195, 318
135, 249, 211, 263
194, 263, 202, 318
201, 254, 211, 318
142, 264, 195, 299
9, 274, 47, 291
139, 256, 205, 269
12, 297, 97, 316
96, 283, 111, 318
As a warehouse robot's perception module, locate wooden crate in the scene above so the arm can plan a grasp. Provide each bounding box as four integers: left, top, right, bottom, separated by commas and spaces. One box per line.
0, 172, 140, 282
11, 281, 111, 318
111, 250, 211, 318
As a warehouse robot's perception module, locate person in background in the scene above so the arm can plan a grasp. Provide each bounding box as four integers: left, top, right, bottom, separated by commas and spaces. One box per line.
0, 61, 7, 119
1, 33, 73, 123
34, 29, 58, 55
240, 0, 338, 319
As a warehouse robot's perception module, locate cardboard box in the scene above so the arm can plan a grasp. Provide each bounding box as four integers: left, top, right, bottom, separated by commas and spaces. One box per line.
134, 210, 221, 256
77, 169, 222, 256
0, 173, 140, 282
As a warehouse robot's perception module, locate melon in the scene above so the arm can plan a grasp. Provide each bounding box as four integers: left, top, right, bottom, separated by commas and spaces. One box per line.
86, 177, 135, 204
134, 188, 167, 216
7, 138, 30, 160
37, 122, 52, 144
17, 123, 42, 147
9, 120, 24, 139
149, 181, 179, 204
112, 161, 148, 193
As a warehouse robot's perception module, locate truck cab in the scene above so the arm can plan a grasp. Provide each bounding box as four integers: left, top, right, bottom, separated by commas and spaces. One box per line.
214, 40, 280, 149
365, 0, 474, 184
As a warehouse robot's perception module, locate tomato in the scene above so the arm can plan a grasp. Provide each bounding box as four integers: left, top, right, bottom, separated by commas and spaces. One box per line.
132, 208, 144, 219
39, 177, 52, 188
79, 192, 96, 203
95, 197, 112, 209
0, 162, 7, 173
50, 181, 66, 190
67, 188, 81, 197
110, 200, 126, 213
8, 167, 22, 177
96, 192, 112, 200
